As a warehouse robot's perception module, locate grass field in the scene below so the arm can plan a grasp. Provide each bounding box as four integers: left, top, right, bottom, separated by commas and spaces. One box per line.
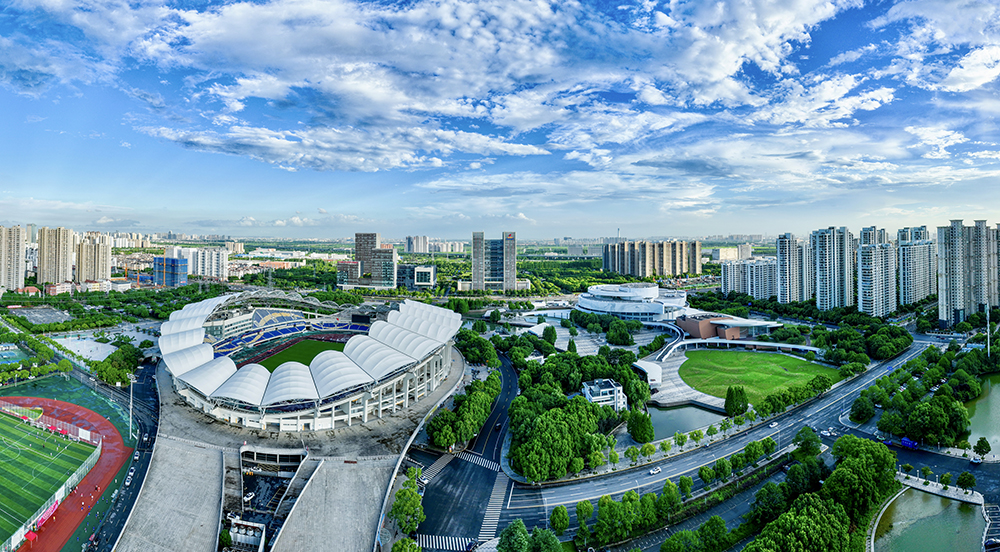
679, 350, 842, 406
0, 412, 95, 543
259, 339, 346, 371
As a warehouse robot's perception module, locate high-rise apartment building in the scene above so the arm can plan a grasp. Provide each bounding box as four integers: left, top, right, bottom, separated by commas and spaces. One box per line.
405, 236, 429, 254
776, 233, 812, 303
193, 248, 230, 280
938, 220, 998, 326
897, 226, 936, 306
75, 235, 112, 283
37, 227, 74, 285
471, 231, 518, 291
810, 227, 855, 311
602, 240, 702, 278
737, 244, 753, 260
720, 257, 777, 300
354, 232, 381, 275
0, 226, 26, 292
857, 227, 896, 317
154, 257, 188, 287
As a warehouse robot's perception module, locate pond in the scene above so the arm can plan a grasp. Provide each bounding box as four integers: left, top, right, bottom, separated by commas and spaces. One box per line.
966, 372, 1000, 446
874, 488, 984, 552
647, 405, 726, 441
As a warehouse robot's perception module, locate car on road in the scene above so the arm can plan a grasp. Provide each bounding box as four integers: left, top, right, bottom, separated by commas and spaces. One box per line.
465, 542, 479, 551
820, 430, 831, 437
243, 492, 255, 502
972, 457, 984, 464
649, 467, 661, 475
134, 451, 140, 461
124, 475, 132, 487
142, 433, 149, 443
419, 477, 429, 486
769, 422, 778, 428
494, 422, 502, 431
128, 466, 136, 477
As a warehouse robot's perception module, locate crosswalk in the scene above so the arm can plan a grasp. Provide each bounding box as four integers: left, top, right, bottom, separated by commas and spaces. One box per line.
422, 453, 455, 482
457, 451, 500, 471
416, 534, 478, 551
479, 471, 510, 541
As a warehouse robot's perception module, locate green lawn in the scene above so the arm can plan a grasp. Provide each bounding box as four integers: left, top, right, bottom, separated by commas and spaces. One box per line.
679, 350, 842, 406
259, 339, 345, 371
0, 411, 96, 543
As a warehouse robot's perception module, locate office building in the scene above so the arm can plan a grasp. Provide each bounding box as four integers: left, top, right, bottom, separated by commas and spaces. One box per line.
75, 235, 112, 283
471, 231, 519, 291
192, 248, 229, 280
776, 233, 812, 303
897, 226, 936, 306
0, 226, 26, 292
336, 260, 361, 287
369, 248, 398, 288
720, 257, 778, 300
37, 226, 74, 285
354, 232, 381, 275
405, 236, 429, 254
154, 257, 188, 287
810, 227, 855, 310
938, 220, 998, 326
397, 264, 437, 291
857, 227, 896, 317
602, 240, 702, 278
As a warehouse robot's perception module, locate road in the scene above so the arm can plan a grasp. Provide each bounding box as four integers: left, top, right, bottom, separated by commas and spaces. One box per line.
418, 336, 973, 550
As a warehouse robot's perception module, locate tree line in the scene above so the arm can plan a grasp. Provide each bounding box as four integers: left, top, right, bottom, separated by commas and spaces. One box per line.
426, 370, 502, 450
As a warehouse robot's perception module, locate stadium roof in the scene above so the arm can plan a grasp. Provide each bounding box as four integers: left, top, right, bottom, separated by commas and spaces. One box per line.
161, 298, 461, 409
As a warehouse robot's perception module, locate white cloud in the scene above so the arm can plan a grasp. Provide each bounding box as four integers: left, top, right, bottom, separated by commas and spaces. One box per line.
937, 46, 1000, 92
905, 126, 969, 159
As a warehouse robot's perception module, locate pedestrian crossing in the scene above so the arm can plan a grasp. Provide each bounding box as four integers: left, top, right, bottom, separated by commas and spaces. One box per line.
416, 534, 478, 551
479, 471, 509, 541
458, 451, 500, 471
422, 453, 454, 482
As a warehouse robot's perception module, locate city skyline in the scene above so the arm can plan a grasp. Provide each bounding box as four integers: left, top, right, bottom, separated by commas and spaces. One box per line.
3, 1, 1000, 238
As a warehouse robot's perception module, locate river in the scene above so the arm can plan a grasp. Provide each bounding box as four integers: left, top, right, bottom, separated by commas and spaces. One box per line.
966, 373, 1000, 446
875, 488, 984, 552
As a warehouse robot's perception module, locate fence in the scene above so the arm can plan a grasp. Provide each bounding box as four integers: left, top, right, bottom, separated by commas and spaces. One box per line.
0, 418, 102, 552
0, 399, 103, 447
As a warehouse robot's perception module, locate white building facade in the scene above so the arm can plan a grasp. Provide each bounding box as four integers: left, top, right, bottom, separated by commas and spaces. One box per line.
810, 227, 855, 311
582, 378, 628, 412
720, 257, 778, 300
0, 226, 26, 292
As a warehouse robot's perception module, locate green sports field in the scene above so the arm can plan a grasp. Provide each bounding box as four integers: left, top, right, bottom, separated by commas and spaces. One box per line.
679, 350, 842, 406
0, 412, 95, 543
259, 339, 346, 371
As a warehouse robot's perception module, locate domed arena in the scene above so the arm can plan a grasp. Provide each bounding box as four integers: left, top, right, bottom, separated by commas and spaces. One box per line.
158, 291, 461, 432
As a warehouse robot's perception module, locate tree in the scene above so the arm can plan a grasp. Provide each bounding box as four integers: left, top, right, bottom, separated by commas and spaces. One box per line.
975, 437, 992, 459
542, 325, 558, 345
498, 519, 529, 552
625, 446, 640, 464
957, 471, 976, 492
139, 339, 154, 349
714, 457, 731, 481
570, 457, 584, 474
660, 440, 672, 456
850, 395, 875, 423
549, 505, 569, 536
528, 527, 561, 552
698, 515, 729, 552
388, 483, 425, 534
706, 425, 718, 439
745, 409, 757, 424
673, 431, 688, 449
640, 442, 656, 460
588, 450, 606, 470
689, 429, 704, 445
679, 476, 694, 500
720, 418, 733, 434
658, 479, 681, 519
761, 436, 777, 457
921, 466, 933, 479
730, 452, 744, 473
725, 385, 749, 416
699, 465, 715, 487
744, 494, 850, 552
473, 320, 489, 333
792, 426, 821, 460
609, 449, 619, 467
744, 441, 763, 465
576, 500, 594, 525
391, 538, 421, 552
627, 409, 655, 443
567, 339, 577, 353
747, 481, 786, 527
900, 463, 913, 475
941, 472, 953, 489
490, 309, 502, 324
219, 529, 232, 548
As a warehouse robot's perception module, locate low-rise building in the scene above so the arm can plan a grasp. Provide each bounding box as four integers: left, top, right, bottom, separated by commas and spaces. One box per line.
582, 378, 628, 412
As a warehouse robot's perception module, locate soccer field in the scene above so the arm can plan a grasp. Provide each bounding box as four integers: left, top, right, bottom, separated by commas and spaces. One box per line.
0, 412, 95, 543
679, 350, 842, 406
259, 339, 346, 371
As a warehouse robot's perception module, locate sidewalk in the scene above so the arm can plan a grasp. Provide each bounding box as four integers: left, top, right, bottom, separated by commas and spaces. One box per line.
895, 472, 985, 505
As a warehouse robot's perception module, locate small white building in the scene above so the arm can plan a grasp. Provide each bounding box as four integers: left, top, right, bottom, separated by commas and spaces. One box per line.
632, 360, 661, 390
582, 378, 628, 412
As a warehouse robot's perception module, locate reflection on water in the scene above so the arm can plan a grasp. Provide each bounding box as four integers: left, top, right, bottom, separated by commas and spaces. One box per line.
875, 488, 984, 552
966, 373, 1000, 446
647, 405, 726, 441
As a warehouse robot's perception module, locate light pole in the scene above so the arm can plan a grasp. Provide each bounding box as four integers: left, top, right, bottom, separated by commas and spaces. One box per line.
128, 373, 137, 440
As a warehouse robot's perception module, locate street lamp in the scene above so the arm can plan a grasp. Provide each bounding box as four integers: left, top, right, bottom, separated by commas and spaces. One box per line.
128, 373, 138, 440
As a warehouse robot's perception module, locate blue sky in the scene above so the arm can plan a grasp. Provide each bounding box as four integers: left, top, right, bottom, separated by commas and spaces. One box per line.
2, 0, 1000, 240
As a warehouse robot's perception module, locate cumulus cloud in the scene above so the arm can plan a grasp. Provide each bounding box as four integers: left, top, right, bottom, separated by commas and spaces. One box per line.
94, 216, 140, 226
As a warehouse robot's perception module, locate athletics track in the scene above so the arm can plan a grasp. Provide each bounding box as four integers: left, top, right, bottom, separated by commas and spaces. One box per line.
3, 397, 130, 552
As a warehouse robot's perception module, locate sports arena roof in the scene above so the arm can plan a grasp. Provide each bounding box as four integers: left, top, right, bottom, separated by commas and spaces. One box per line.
161, 298, 461, 409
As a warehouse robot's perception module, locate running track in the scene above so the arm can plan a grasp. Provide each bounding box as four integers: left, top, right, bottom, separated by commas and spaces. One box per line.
4, 397, 130, 552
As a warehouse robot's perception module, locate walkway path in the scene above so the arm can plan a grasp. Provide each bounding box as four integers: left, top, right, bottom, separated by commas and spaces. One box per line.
647, 351, 725, 410
895, 472, 984, 505
7, 397, 130, 552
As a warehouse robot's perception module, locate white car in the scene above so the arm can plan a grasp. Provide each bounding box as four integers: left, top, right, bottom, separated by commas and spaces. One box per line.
124, 475, 132, 487
649, 467, 661, 475
769, 422, 779, 428
243, 492, 255, 502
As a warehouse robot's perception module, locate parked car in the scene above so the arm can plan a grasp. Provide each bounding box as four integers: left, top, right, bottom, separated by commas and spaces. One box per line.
972, 457, 984, 464
243, 492, 255, 502
649, 467, 661, 475
124, 475, 132, 487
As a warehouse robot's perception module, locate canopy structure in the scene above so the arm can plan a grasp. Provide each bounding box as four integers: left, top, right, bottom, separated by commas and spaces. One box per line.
164, 299, 460, 411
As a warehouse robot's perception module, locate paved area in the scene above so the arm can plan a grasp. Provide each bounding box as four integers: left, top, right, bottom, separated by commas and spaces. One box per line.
54, 337, 118, 361
18, 307, 72, 325
648, 351, 725, 410
115, 438, 223, 552
896, 472, 984, 504
271, 457, 395, 552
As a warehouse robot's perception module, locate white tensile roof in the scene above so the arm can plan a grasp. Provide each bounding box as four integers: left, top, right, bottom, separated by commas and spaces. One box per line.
159, 296, 461, 408
210, 364, 271, 406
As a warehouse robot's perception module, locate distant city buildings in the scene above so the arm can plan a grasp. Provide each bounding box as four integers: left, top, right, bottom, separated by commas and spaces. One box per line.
37, 226, 74, 285
857, 227, 896, 318
337, 232, 398, 290
154, 256, 189, 287
937, 220, 998, 327
405, 235, 429, 254
720, 257, 778, 300
810, 227, 855, 311
428, 241, 464, 253
602, 240, 702, 278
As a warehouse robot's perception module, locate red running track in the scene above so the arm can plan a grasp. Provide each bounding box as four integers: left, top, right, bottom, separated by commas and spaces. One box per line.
4, 397, 131, 552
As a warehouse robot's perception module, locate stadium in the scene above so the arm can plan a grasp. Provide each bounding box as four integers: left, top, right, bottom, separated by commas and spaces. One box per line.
158, 291, 461, 432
